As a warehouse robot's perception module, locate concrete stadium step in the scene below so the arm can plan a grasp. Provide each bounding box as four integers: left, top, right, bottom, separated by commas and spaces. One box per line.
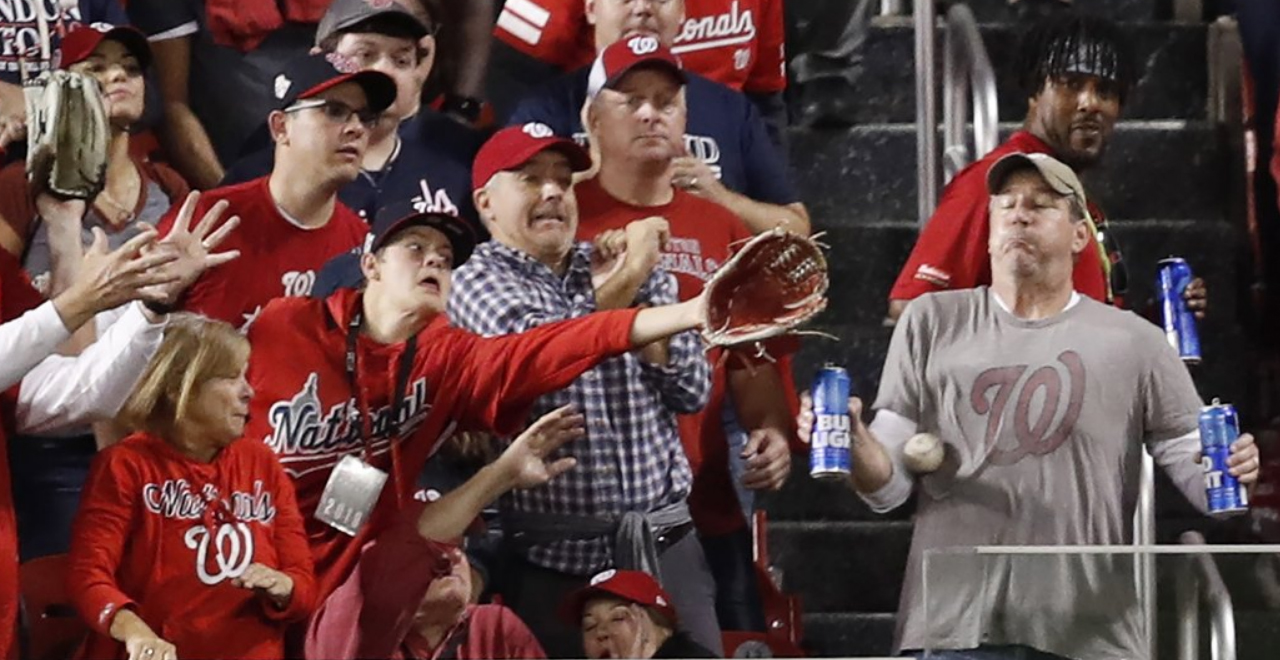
801, 612, 897, 657
788, 122, 1229, 227
786, 14, 1206, 124
768, 521, 914, 613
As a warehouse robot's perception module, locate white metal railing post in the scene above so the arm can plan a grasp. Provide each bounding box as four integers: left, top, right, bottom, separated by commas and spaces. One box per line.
913, 0, 937, 224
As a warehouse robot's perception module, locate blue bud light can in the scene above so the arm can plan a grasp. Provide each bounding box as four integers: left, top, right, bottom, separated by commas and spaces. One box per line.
810, 364, 852, 479
1157, 257, 1201, 365
1198, 399, 1248, 516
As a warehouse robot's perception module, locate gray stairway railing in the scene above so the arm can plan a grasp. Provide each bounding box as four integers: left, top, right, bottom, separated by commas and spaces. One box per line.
1178, 530, 1239, 660
909, 1, 998, 225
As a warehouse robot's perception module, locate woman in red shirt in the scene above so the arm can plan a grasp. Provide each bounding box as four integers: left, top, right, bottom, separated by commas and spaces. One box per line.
68, 315, 316, 660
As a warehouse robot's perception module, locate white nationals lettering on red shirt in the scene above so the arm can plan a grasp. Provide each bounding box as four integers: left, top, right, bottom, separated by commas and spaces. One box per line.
262, 372, 433, 478
142, 479, 279, 586
142, 479, 278, 523
660, 237, 722, 282
673, 1, 756, 55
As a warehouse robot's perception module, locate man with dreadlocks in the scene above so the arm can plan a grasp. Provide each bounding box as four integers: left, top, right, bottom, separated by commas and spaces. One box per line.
886, 14, 1206, 321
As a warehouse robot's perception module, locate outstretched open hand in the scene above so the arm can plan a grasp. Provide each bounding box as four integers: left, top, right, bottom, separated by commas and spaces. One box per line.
497, 405, 587, 490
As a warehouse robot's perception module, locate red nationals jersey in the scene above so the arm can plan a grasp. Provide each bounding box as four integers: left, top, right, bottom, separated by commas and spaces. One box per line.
495, 0, 786, 93
156, 177, 367, 327
68, 434, 316, 660
0, 251, 45, 660
574, 178, 798, 535
244, 289, 640, 597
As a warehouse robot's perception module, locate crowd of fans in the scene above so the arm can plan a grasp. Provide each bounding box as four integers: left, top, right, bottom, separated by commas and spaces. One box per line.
0, 1, 1270, 660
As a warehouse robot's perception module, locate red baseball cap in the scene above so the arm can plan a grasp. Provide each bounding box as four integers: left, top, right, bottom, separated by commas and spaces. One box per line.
559, 569, 678, 626
471, 123, 591, 190
59, 23, 151, 70
586, 33, 685, 99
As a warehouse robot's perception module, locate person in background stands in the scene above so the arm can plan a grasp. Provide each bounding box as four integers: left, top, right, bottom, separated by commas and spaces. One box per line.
507, 0, 808, 237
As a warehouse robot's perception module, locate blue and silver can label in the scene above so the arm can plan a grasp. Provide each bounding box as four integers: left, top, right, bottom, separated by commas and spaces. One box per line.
1157, 257, 1201, 364
810, 364, 852, 479
1198, 399, 1248, 516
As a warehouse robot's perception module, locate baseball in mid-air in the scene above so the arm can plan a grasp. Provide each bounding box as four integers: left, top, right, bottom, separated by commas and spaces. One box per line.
903, 432, 944, 474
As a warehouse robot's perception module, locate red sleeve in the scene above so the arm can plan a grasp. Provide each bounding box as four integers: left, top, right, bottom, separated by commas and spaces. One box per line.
67, 446, 140, 636
0, 249, 45, 321
887, 169, 992, 301
304, 507, 454, 660
262, 450, 318, 623
493, 0, 594, 70
744, 0, 787, 93
0, 163, 35, 258
445, 308, 641, 435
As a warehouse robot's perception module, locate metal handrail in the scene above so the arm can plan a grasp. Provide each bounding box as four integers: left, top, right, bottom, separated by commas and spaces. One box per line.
1178, 530, 1239, 660
913, 1, 999, 225
913, 0, 937, 224
1135, 450, 1157, 657
942, 4, 999, 183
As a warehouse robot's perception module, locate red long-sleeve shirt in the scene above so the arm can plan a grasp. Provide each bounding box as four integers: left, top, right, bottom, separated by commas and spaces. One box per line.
0, 251, 47, 659
68, 433, 316, 660
244, 289, 641, 598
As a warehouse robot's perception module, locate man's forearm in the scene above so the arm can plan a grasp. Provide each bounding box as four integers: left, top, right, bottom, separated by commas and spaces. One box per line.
629, 298, 702, 346
452, 0, 494, 98
729, 365, 793, 434
711, 188, 810, 236
160, 104, 224, 189
416, 462, 510, 542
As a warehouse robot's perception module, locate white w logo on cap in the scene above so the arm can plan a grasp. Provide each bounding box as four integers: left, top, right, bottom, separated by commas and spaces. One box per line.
522, 122, 553, 138
627, 35, 659, 55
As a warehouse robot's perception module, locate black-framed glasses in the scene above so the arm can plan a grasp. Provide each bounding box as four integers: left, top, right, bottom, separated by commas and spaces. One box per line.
284, 99, 381, 129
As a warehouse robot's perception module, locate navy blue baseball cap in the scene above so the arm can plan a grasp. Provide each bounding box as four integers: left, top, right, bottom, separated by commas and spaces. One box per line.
272, 52, 397, 113
369, 201, 476, 267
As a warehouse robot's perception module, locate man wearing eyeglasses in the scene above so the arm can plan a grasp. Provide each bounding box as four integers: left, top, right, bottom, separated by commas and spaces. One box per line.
224, 0, 482, 227
574, 35, 795, 637
154, 52, 396, 328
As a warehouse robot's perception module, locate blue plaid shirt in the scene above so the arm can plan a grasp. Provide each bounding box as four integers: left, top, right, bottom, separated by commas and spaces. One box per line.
447, 240, 709, 574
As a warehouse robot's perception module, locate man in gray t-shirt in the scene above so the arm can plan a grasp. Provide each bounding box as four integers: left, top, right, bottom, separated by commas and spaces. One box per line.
800, 153, 1262, 660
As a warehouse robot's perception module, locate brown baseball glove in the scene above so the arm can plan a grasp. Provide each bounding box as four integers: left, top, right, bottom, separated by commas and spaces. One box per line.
24, 70, 109, 200
701, 227, 829, 347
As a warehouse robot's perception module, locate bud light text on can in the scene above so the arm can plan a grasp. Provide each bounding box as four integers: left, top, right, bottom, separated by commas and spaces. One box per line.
1157, 257, 1201, 365
1198, 399, 1248, 516
810, 364, 852, 479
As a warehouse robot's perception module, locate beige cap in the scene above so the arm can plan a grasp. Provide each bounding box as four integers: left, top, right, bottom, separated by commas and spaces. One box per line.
986, 152, 1088, 213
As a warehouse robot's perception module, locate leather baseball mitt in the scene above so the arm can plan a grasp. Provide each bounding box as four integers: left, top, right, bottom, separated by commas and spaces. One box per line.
24, 70, 110, 200
701, 228, 829, 347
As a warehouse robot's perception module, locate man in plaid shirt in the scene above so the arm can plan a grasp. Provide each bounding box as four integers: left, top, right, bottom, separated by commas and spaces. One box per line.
447, 123, 717, 657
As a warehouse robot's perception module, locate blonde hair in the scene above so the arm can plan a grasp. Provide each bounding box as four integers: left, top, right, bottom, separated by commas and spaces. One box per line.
118, 314, 250, 435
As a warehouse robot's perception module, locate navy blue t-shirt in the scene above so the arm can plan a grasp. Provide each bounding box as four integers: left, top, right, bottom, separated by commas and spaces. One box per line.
508, 68, 797, 206
220, 109, 483, 298
1, 0, 128, 83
